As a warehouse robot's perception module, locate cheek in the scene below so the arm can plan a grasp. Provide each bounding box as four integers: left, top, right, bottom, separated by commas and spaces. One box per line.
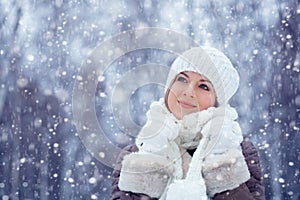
167, 84, 181, 103
167, 91, 183, 119
167, 90, 177, 108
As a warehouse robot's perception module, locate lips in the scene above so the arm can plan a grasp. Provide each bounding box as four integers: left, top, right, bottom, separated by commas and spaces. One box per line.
178, 100, 196, 109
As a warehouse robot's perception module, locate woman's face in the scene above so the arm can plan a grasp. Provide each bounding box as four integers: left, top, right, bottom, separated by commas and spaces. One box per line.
166, 71, 217, 120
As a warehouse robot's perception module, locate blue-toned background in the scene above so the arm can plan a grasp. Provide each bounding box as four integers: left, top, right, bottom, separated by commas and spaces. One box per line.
0, 1, 299, 199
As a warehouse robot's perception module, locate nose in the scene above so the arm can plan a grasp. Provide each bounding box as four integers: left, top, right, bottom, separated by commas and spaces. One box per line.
183, 84, 194, 98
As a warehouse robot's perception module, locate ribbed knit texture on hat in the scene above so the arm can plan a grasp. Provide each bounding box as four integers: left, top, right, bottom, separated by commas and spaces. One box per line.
165, 46, 239, 105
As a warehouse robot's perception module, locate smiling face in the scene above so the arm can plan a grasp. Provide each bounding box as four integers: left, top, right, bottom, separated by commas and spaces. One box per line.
166, 71, 217, 120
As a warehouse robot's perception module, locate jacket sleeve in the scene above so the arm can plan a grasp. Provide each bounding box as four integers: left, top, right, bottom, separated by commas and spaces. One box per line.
212, 140, 266, 200
242, 140, 266, 200
110, 144, 158, 200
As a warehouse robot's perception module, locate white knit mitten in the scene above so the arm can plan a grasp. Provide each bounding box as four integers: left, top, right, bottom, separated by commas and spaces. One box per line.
199, 105, 250, 197
208, 104, 238, 120
180, 108, 213, 131
136, 100, 179, 153
201, 105, 242, 154
178, 105, 237, 135
178, 108, 214, 148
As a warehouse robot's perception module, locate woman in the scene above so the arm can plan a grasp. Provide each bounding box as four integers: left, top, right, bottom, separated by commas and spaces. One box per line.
110, 46, 265, 199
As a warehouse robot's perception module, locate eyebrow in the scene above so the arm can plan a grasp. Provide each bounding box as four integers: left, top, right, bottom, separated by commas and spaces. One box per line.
179, 72, 212, 84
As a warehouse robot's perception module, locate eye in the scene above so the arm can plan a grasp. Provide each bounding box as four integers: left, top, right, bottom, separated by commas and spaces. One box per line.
177, 76, 187, 83
199, 83, 210, 91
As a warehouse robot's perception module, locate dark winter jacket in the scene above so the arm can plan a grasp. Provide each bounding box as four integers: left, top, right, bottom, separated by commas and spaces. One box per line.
110, 140, 265, 200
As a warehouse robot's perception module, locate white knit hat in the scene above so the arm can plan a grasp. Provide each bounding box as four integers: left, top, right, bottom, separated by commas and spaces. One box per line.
165, 46, 240, 105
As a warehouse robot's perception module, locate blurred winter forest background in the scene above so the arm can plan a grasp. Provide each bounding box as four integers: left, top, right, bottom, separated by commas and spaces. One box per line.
0, 0, 299, 199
